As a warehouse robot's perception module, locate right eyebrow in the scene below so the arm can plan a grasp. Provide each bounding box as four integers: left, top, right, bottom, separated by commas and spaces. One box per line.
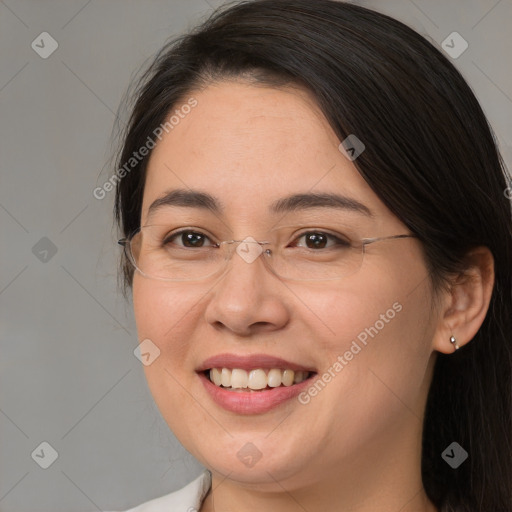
147, 189, 223, 220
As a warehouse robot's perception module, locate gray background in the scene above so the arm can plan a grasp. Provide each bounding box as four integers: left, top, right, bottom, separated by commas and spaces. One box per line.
1, 1, 511, 511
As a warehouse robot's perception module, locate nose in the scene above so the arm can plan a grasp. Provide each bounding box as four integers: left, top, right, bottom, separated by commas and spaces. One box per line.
204, 241, 290, 337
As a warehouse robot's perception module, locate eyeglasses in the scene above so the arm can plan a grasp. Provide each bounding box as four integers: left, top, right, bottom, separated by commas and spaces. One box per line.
118, 225, 416, 282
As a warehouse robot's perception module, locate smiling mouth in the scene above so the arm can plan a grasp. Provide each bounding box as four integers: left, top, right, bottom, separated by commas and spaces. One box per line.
204, 368, 316, 392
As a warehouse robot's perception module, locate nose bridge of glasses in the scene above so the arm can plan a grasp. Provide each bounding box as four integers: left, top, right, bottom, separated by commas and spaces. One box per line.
224, 236, 270, 265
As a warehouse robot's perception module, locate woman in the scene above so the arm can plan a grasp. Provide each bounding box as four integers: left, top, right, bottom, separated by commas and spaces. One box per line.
111, 1, 512, 510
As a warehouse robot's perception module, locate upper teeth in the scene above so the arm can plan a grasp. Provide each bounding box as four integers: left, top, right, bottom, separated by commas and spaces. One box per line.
209, 368, 309, 389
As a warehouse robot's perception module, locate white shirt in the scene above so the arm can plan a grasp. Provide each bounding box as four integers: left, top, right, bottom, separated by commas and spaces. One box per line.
107, 470, 212, 512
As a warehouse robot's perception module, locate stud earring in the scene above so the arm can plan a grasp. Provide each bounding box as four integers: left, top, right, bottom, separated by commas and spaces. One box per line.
449, 335, 459, 351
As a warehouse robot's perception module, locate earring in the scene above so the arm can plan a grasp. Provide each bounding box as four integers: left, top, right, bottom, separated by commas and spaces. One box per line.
449, 335, 459, 351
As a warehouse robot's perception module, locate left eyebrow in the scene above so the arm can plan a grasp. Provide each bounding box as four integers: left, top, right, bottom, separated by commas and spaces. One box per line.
270, 192, 373, 217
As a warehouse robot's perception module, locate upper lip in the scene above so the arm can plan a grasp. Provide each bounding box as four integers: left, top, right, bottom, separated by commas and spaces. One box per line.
196, 353, 317, 373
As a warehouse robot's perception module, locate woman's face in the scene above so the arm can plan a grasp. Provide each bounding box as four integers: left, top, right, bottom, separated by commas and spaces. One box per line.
133, 81, 438, 490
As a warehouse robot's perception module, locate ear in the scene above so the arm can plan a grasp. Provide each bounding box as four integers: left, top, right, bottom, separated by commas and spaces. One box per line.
432, 246, 495, 354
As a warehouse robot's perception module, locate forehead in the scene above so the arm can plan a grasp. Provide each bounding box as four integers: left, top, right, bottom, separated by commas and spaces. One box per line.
141, 81, 395, 228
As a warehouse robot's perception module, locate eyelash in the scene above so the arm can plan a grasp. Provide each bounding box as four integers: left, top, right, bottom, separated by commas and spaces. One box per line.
163, 229, 351, 249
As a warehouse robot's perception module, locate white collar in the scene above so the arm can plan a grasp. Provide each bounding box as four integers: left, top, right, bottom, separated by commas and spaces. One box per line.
116, 469, 212, 512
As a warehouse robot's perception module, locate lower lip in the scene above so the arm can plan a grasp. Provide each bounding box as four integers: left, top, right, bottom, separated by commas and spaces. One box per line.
198, 371, 315, 415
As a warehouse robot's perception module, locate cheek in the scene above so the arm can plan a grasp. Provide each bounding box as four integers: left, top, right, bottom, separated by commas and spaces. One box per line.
300, 269, 409, 359
345, 286, 433, 394
132, 276, 209, 432
132, 276, 206, 373
302, 259, 433, 403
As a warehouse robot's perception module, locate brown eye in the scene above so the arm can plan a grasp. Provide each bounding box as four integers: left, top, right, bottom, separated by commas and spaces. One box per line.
164, 230, 214, 248
294, 231, 350, 249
